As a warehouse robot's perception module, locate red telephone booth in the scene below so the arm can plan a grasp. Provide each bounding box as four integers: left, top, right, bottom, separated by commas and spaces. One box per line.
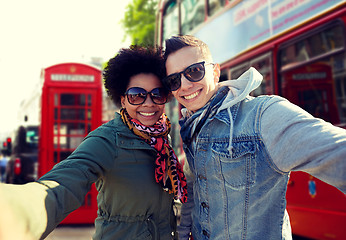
39, 63, 102, 224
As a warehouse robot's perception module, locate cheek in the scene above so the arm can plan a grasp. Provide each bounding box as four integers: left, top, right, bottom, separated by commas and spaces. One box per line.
125, 106, 138, 119
172, 90, 179, 98
157, 105, 165, 115
206, 73, 218, 90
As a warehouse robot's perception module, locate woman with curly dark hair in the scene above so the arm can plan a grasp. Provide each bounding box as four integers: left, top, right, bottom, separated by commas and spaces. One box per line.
0, 45, 187, 240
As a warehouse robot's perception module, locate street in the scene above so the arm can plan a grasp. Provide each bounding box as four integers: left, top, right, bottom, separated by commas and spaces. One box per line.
45, 225, 95, 240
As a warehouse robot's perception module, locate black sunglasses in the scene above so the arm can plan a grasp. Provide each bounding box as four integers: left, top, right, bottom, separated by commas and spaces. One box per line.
163, 61, 214, 91
124, 87, 168, 105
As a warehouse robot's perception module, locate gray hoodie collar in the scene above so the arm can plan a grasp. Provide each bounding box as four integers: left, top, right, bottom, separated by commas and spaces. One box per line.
181, 67, 263, 154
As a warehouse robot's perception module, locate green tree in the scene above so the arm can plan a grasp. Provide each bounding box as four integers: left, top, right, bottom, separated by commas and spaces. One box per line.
122, 0, 158, 46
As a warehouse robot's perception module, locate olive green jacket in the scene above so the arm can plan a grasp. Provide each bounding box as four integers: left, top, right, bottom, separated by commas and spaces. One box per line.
1, 113, 178, 240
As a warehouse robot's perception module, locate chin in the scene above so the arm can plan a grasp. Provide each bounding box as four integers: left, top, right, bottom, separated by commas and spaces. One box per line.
186, 102, 204, 112
139, 118, 159, 126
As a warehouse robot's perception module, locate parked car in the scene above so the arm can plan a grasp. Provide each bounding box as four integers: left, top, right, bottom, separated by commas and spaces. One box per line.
6, 126, 38, 184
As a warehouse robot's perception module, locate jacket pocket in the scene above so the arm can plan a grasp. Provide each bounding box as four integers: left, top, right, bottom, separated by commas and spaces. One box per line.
212, 140, 256, 189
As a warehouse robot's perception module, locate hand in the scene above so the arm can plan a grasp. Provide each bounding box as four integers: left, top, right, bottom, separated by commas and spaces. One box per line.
0, 184, 34, 240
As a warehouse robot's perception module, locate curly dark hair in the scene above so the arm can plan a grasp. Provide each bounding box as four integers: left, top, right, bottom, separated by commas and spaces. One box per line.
103, 45, 166, 107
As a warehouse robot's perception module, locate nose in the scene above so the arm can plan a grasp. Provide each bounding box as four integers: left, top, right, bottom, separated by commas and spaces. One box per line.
142, 94, 155, 106
180, 74, 194, 90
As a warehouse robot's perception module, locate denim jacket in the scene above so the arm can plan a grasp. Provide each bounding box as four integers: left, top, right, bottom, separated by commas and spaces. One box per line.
178, 68, 346, 240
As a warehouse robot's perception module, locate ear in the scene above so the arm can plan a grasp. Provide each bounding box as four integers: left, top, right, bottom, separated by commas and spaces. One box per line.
213, 63, 220, 83
120, 96, 126, 108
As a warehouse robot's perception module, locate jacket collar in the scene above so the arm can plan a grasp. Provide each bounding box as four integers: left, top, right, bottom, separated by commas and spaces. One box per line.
112, 113, 155, 151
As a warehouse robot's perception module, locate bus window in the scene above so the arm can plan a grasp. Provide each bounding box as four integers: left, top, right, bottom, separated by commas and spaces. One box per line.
308, 24, 344, 58
220, 68, 229, 82
298, 89, 328, 120
334, 54, 346, 124
280, 24, 345, 70
250, 53, 273, 95
163, 0, 179, 41
229, 52, 273, 96
230, 62, 249, 79
279, 22, 346, 125
181, 0, 205, 34
208, 0, 225, 17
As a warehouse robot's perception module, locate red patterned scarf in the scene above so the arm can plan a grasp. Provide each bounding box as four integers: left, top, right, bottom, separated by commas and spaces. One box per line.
120, 108, 187, 203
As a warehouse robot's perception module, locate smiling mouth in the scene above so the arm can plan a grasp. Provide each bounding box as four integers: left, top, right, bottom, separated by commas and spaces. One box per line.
183, 91, 199, 100
140, 112, 155, 116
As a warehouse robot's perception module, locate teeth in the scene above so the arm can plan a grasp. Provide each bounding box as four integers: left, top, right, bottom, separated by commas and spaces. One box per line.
140, 112, 155, 116
184, 91, 199, 100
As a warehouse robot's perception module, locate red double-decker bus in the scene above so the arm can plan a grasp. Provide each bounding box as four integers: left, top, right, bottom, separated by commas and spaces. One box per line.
156, 0, 346, 239
15, 62, 102, 224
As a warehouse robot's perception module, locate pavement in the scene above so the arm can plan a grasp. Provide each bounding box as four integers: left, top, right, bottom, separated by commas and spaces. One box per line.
46, 225, 95, 240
